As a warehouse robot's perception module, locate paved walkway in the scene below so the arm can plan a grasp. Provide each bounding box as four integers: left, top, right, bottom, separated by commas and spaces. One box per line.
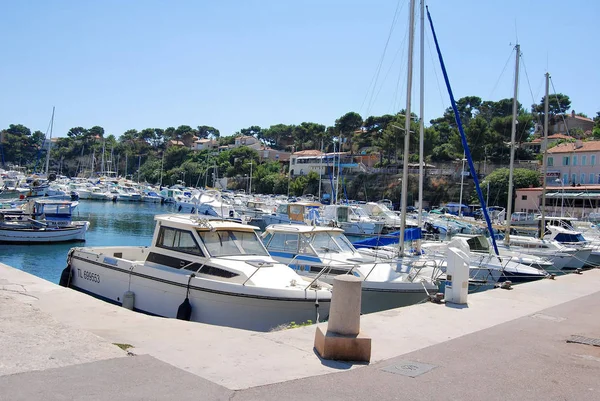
1, 263, 599, 400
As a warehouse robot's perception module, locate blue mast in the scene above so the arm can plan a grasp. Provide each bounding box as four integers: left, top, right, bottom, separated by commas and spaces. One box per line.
426, 6, 500, 256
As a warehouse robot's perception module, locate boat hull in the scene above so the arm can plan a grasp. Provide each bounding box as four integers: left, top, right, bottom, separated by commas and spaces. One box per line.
0, 222, 89, 243
67, 251, 330, 331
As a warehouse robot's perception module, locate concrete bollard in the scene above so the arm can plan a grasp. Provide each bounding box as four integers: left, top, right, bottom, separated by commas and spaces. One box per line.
327, 275, 362, 336
314, 275, 371, 362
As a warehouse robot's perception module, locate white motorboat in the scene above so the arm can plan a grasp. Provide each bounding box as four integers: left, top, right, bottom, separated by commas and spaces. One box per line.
421, 235, 548, 284
62, 215, 331, 331
501, 234, 590, 270
116, 186, 142, 202
141, 190, 163, 203
261, 202, 322, 226
544, 225, 600, 267
262, 224, 439, 314
357, 202, 403, 230
321, 205, 385, 236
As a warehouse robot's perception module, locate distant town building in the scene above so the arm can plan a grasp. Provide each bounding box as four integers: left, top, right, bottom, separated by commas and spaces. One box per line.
191, 138, 218, 151
515, 185, 600, 218
234, 135, 260, 149
522, 133, 574, 154
289, 150, 367, 177
550, 110, 594, 136
544, 140, 600, 186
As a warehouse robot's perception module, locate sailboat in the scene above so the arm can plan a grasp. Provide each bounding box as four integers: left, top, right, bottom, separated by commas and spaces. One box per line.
424, 8, 548, 283
499, 72, 592, 271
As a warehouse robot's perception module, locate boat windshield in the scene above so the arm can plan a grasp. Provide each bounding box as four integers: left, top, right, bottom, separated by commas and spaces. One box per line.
352, 207, 368, 217
312, 232, 355, 254
198, 230, 269, 257
331, 232, 356, 253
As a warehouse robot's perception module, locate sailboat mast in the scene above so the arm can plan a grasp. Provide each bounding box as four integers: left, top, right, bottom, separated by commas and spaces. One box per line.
417, 0, 425, 228
539, 72, 550, 239
101, 139, 106, 176
318, 138, 323, 201
399, 0, 416, 255
159, 151, 164, 187
44, 106, 55, 176
504, 44, 520, 244
335, 136, 341, 205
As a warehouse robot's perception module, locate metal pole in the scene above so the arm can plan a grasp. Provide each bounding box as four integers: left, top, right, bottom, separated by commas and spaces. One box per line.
540, 72, 550, 239
504, 44, 520, 245
159, 152, 164, 187
417, 0, 425, 229
249, 161, 253, 195
335, 137, 341, 205
399, 0, 416, 255
44, 106, 55, 176
458, 153, 465, 217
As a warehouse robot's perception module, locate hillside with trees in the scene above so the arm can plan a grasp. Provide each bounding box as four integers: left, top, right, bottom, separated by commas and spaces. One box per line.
1, 92, 591, 204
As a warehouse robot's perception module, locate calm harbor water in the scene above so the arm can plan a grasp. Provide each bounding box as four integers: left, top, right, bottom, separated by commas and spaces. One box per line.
0, 201, 177, 283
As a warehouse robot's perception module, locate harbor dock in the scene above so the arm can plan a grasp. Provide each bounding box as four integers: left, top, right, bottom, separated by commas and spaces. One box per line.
1, 262, 599, 400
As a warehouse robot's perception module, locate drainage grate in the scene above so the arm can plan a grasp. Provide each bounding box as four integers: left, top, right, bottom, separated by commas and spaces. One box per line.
381, 360, 437, 378
567, 335, 600, 347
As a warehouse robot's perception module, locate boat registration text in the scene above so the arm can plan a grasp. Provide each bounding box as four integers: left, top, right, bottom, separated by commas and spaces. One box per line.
77, 268, 101, 283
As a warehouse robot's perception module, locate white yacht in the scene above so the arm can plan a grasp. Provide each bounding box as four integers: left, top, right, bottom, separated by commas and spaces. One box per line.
62, 215, 331, 331
262, 224, 439, 314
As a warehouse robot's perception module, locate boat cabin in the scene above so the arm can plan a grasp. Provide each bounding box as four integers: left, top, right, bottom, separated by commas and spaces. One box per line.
262, 225, 358, 259
274, 202, 322, 223
144, 215, 281, 285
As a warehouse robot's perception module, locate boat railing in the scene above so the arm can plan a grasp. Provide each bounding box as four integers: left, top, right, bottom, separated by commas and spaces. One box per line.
287, 254, 359, 291
407, 258, 444, 282
241, 260, 273, 286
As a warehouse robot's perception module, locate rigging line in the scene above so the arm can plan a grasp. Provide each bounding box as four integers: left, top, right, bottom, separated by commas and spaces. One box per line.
519, 53, 540, 123
549, 77, 571, 137
425, 27, 447, 113
487, 48, 515, 101
360, 0, 406, 115
369, 24, 408, 116
389, 31, 410, 114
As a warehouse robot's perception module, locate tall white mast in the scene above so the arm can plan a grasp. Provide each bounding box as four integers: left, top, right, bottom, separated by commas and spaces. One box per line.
101, 139, 106, 176
399, 0, 416, 255
504, 44, 520, 244
159, 151, 164, 187
44, 106, 55, 176
539, 72, 550, 239
417, 0, 425, 229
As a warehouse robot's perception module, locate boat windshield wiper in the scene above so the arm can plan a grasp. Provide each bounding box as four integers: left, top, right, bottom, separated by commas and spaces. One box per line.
320, 246, 339, 253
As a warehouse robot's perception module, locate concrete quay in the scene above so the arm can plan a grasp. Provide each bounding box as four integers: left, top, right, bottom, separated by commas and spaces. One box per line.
1, 262, 600, 400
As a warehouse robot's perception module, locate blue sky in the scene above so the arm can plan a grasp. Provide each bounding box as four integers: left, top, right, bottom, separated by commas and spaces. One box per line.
1, 0, 598, 139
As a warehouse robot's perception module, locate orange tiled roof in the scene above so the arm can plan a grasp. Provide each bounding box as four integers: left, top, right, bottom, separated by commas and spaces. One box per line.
547, 140, 600, 154
293, 150, 323, 156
